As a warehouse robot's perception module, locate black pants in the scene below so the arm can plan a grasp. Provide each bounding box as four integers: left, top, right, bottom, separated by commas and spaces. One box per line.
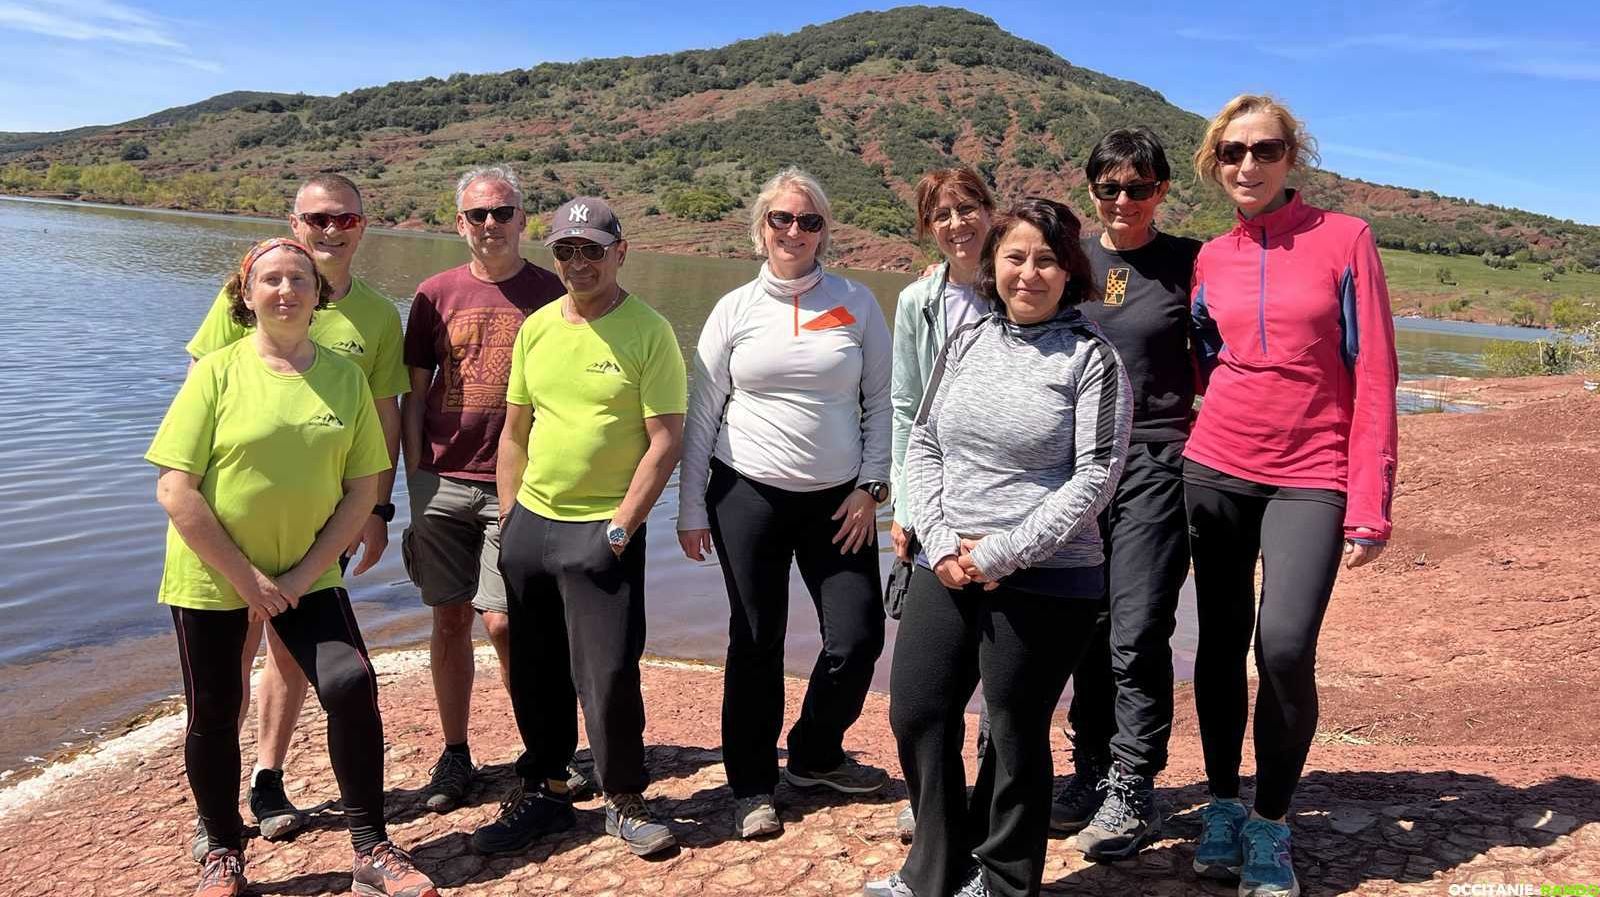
1184, 461, 1346, 820
1065, 440, 1190, 776
707, 459, 885, 797
171, 588, 385, 853
890, 567, 1099, 897
501, 504, 649, 795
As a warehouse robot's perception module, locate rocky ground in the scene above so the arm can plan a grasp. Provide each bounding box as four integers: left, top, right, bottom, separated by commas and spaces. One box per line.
2, 377, 1597, 896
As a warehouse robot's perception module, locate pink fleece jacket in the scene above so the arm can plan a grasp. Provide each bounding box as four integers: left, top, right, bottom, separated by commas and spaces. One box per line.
1187, 191, 1399, 541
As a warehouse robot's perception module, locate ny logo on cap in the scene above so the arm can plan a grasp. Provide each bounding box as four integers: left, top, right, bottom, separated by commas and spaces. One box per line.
568, 204, 590, 223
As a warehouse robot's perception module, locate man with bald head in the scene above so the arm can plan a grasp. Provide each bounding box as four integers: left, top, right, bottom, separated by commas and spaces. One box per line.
182, 173, 408, 857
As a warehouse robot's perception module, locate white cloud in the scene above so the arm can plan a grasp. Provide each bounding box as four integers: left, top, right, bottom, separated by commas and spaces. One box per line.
0, 0, 221, 76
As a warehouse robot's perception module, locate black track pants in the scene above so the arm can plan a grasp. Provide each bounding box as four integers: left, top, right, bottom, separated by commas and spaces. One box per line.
890, 567, 1099, 897
171, 588, 386, 853
1184, 461, 1347, 820
1066, 440, 1190, 775
501, 504, 650, 795
707, 459, 885, 798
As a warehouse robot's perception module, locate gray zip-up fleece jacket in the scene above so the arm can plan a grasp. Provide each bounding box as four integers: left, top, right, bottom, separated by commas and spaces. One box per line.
905, 305, 1134, 583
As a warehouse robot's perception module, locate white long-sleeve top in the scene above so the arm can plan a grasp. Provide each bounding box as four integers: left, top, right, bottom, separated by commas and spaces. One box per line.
677, 271, 893, 531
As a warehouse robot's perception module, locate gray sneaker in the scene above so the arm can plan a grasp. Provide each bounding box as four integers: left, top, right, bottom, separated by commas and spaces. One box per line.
953, 864, 989, 897
566, 759, 595, 799
1075, 762, 1162, 861
863, 870, 916, 897
189, 816, 208, 864
604, 792, 677, 856
1049, 755, 1109, 833
783, 756, 888, 794
896, 804, 915, 842
423, 749, 475, 813
734, 794, 782, 839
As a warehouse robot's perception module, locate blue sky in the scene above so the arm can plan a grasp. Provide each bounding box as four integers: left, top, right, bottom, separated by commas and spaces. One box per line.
1, 0, 1596, 223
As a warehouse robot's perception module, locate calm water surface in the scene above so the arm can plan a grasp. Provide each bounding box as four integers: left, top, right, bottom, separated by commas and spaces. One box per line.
0, 198, 1509, 774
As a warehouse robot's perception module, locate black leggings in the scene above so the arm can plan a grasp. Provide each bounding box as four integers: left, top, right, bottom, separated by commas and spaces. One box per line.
707, 458, 885, 797
172, 588, 386, 853
890, 567, 1099, 897
1185, 461, 1346, 820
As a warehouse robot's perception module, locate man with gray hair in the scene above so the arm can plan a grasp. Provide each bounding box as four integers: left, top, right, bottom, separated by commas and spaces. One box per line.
401, 165, 575, 812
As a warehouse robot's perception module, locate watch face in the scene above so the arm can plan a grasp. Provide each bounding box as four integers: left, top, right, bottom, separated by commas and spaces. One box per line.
607, 525, 628, 543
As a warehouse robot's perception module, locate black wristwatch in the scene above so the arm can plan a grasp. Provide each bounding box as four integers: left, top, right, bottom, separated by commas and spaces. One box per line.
372, 503, 396, 523
856, 480, 889, 503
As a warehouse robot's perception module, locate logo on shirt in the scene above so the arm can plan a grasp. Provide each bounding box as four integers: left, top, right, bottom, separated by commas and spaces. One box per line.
330, 339, 365, 355
309, 411, 345, 428
802, 306, 857, 331
585, 359, 623, 375
1104, 267, 1131, 307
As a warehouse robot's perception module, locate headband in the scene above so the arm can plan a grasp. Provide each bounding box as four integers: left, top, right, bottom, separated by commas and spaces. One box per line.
238, 237, 316, 288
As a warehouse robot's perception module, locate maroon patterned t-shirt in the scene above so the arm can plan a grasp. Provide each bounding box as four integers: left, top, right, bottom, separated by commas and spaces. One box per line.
404, 261, 564, 480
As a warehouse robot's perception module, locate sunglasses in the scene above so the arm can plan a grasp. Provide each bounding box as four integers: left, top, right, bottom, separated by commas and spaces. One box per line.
928, 202, 982, 226
1090, 181, 1161, 201
296, 211, 364, 231
766, 210, 826, 233
1215, 139, 1289, 166
462, 205, 518, 225
550, 242, 610, 263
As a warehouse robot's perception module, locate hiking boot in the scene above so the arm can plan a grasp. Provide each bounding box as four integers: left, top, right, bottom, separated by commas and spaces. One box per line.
605, 792, 677, 856
863, 870, 916, 897
193, 848, 246, 897
423, 749, 475, 813
189, 816, 209, 864
734, 794, 782, 839
1049, 755, 1110, 833
1076, 762, 1163, 860
1193, 798, 1249, 879
470, 782, 576, 854
566, 758, 595, 799
248, 768, 308, 841
1240, 818, 1300, 897
351, 841, 439, 897
896, 804, 915, 842
953, 864, 989, 897
783, 756, 889, 794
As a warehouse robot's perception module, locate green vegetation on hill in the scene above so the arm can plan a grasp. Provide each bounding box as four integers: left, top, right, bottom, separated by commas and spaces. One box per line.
2, 5, 1597, 283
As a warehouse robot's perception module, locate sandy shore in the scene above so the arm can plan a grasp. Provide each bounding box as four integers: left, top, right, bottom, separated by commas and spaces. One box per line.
3, 376, 1598, 896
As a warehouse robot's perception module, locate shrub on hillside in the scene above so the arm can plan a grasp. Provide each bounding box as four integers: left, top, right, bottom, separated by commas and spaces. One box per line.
1507, 298, 1541, 327
1551, 297, 1600, 330
120, 142, 150, 161
662, 186, 738, 222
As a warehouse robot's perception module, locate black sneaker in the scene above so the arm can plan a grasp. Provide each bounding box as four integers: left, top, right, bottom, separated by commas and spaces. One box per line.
248, 768, 308, 841
782, 756, 889, 794
1075, 761, 1163, 861
423, 749, 475, 813
470, 783, 576, 855
1049, 755, 1110, 833
604, 792, 677, 856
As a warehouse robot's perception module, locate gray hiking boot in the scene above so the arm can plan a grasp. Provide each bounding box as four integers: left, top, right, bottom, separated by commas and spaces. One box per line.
783, 755, 888, 794
953, 863, 989, 897
1075, 761, 1162, 861
189, 816, 209, 864
734, 794, 782, 839
423, 749, 475, 813
1049, 755, 1110, 833
863, 870, 916, 897
896, 804, 915, 842
604, 792, 676, 856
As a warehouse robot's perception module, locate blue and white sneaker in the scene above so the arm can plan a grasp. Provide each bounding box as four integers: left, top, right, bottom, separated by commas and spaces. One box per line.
1239, 817, 1300, 897
1192, 798, 1248, 879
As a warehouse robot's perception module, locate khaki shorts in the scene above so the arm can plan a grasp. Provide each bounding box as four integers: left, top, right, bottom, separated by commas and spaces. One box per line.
401, 469, 508, 614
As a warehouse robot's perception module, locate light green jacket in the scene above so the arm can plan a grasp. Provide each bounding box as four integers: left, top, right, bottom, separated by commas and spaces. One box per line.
890, 262, 955, 529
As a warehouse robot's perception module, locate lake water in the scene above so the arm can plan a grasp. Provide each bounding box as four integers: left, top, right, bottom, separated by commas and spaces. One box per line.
0, 197, 1521, 775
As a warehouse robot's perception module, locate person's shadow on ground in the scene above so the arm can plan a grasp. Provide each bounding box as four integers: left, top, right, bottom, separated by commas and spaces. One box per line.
1045, 770, 1599, 895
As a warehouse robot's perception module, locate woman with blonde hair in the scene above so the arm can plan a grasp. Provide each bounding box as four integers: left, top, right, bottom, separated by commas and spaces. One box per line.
678, 167, 893, 840
1185, 95, 1398, 897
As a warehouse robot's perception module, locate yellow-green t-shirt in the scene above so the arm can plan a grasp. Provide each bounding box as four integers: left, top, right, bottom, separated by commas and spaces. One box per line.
185, 276, 410, 399
507, 295, 687, 521
146, 341, 392, 610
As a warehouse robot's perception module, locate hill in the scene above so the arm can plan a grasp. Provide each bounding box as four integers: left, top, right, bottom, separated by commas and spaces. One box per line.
2, 6, 1596, 323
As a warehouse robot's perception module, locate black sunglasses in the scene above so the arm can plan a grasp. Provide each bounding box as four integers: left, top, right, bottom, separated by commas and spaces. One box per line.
462, 205, 518, 225
550, 242, 610, 263
1215, 139, 1289, 166
766, 210, 826, 233
297, 211, 364, 231
1090, 181, 1161, 201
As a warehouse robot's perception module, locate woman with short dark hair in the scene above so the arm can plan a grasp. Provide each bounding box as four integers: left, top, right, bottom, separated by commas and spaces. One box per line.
869, 198, 1133, 897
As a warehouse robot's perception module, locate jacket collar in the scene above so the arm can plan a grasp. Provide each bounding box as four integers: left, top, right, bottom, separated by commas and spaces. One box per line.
1233, 189, 1315, 240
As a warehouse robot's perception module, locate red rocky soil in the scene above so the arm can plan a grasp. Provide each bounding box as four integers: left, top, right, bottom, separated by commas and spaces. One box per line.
2, 378, 1597, 896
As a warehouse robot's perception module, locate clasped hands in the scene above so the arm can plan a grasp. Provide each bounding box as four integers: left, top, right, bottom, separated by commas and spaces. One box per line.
933, 536, 999, 591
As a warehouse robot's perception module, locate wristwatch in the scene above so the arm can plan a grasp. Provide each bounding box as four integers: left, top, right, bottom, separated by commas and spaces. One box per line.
856, 480, 889, 503
372, 503, 396, 523
606, 522, 630, 551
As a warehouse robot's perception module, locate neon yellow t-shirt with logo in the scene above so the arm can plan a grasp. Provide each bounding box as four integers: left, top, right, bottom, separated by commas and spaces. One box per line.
185, 276, 410, 399
506, 295, 687, 521
146, 341, 392, 611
